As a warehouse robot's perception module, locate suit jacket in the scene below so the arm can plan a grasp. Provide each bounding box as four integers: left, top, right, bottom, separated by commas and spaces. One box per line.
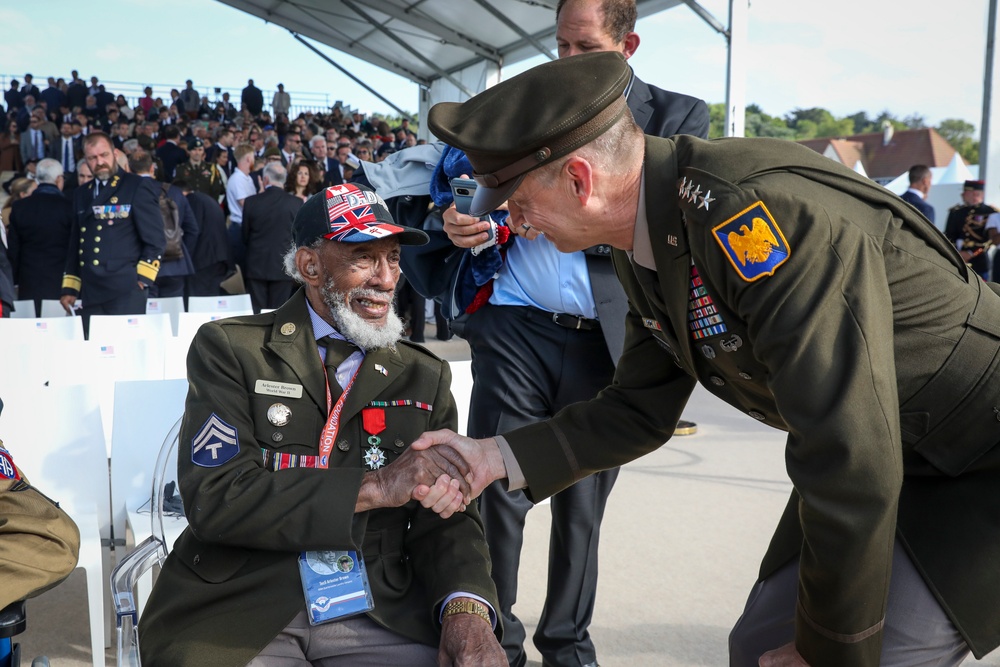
504, 134, 1000, 665
324, 157, 345, 186
242, 186, 303, 281
186, 190, 230, 271
19, 129, 47, 164
7, 184, 73, 301
62, 169, 166, 306
155, 141, 188, 182
901, 189, 935, 223
47, 135, 82, 167
138, 291, 499, 666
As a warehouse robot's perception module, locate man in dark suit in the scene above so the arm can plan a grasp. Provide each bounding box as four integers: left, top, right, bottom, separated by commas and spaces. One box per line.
129, 149, 200, 299
39, 77, 67, 118
901, 164, 935, 223
7, 159, 73, 316
241, 79, 264, 117
155, 125, 188, 181
49, 120, 82, 175
19, 74, 40, 104
138, 183, 504, 666
241, 162, 302, 312
4, 80, 22, 115
60, 132, 165, 321
176, 179, 231, 298
423, 50, 1000, 667
324, 142, 346, 187
433, 3, 706, 665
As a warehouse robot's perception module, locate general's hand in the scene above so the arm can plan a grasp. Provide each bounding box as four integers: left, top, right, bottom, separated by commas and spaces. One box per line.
358, 445, 471, 511
59, 294, 77, 314
410, 430, 506, 502
438, 611, 505, 666
443, 204, 492, 249
412, 474, 467, 519
759, 643, 810, 666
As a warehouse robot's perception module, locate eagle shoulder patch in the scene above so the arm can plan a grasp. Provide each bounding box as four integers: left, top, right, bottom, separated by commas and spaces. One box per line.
711, 201, 791, 282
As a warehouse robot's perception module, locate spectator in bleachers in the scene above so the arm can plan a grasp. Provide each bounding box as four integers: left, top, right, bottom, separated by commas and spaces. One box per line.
66, 77, 87, 111
307, 134, 326, 166
138, 86, 155, 115
226, 143, 256, 271
284, 159, 321, 203
0, 178, 34, 238
206, 127, 235, 176
20, 74, 40, 102
95, 84, 114, 111
75, 158, 93, 187
355, 140, 374, 163
272, 83, 290, 117
241, 78, 264, 117
86, 76, 99, 97
175, 178, 231, 299
175, 138, 224, 202
0, 119, 23, 173
243, 161, 301, 312
20, 111, 49, 165
129, 149, 199, 299
155, 125, 188, 181
179, 80, 200, 120
4, 80, 22, 114
280, 129, 303, 167
39, 77, 66, 117
16, 95, 38, 132
112, 119, 131, 149
116, 95, 134, 120
7, 158, 72, 316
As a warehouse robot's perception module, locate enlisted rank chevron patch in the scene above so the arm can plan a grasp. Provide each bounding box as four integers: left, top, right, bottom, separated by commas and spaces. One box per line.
712, 201, 791, 282
191, 413, 240, 468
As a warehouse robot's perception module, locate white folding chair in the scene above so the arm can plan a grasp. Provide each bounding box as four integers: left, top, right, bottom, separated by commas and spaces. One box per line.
10, 299, 34, 318
0, 384, 111, 667
88, 313, 172, 344
175, 310, 252, 355
186, 293, 252, 313
40, 299, 72, 317
0, 316, 84, 342
111, 418, 180, 667
450, 360, 473, 435
145, 296, 184, 336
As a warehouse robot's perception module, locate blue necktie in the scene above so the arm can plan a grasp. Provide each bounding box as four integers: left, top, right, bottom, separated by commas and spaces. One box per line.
63, 140, 72, 172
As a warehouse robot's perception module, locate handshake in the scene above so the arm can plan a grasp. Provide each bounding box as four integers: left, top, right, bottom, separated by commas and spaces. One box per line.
362, 430, 508, 518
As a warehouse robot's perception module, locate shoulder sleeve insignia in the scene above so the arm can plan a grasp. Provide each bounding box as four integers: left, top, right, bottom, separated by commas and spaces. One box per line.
712, 201, 791, 282
0, 449, 19, 480
191, 413, 240, 468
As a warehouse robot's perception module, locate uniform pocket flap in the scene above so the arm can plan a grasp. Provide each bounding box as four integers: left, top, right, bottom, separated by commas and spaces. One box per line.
898, 411, 930, 443
176, 536, 251, 583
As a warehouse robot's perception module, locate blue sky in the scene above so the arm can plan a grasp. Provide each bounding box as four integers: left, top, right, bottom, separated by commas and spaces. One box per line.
1, 0, 991, 130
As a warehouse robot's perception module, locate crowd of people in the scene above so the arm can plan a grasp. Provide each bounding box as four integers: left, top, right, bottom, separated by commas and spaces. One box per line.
0, 71, 424, 322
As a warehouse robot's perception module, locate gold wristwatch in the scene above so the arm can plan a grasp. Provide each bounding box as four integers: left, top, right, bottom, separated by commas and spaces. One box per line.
442, 599, 491, 624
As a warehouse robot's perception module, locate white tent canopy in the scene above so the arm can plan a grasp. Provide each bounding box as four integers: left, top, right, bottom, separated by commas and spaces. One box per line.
215, 0, 746, 136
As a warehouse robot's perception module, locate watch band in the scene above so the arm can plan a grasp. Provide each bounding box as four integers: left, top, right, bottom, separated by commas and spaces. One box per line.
441, 599, 491, 624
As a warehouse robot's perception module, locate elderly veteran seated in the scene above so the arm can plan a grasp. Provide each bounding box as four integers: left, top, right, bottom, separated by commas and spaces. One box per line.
139, 182, 504, 667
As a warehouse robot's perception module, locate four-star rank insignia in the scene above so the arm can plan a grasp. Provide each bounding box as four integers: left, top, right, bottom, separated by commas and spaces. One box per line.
712, 201, 790, 282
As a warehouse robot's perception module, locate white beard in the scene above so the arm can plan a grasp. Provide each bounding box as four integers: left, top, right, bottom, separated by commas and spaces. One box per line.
321, 280, 404, 350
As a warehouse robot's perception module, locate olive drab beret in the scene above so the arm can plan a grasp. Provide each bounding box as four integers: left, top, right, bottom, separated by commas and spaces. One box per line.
428, 51, 632, 216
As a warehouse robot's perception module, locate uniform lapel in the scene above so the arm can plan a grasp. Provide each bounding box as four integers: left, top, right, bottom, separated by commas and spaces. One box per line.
265, 291, 328, 414
643, 136, 696, 375
341, 347, 406, 421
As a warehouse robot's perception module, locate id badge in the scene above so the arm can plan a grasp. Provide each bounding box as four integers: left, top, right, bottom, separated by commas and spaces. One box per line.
298, 550, 374, 625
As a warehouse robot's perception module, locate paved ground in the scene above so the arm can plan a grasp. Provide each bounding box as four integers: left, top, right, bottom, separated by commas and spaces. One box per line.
14, 331, 1000, 665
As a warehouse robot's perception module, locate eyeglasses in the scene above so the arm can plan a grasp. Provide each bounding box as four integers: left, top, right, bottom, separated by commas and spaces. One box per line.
357, 150, 370, 156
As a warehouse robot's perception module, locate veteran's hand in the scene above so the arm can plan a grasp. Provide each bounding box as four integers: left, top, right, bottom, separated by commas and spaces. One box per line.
410, 430, 506, 503
443, 204, 492, 249
356, 445, 471, 512
759, 643, 810, 667
439, 610, 505, 667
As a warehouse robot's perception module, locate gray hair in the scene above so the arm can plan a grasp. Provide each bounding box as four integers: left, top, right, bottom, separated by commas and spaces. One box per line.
122, 138, 139, 153
262, 161, 287, 186
309, 135, 326, 151
283, 238, 325, 283
35, 158, 63, 184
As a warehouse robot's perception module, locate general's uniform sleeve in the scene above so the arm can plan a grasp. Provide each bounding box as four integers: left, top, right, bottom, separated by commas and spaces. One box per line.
691, 180, 901, 666
402, 360, 500, 634
179, 322, 365, 550
503, 296, 697, 502
133, 177, 166, 286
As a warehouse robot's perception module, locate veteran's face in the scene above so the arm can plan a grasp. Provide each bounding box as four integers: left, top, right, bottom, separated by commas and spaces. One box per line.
314, 237, 402, 327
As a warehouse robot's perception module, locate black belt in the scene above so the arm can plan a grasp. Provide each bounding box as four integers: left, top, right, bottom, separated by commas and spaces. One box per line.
551, 312, 599, 331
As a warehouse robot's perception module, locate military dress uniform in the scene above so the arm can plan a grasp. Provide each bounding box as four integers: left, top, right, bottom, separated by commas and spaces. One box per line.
138, 290, 500, 667
427, 52, 1000, 667
175, 160, 225, 201
944, 199, 998, 278
61, 168, 165, 315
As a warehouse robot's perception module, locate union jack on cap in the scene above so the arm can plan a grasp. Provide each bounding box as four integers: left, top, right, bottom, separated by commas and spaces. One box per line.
292, 182, 428, 247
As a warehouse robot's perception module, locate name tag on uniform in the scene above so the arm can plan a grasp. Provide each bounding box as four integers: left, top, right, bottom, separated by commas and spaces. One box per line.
255, 379, 303, 398
299, 550, 374, 625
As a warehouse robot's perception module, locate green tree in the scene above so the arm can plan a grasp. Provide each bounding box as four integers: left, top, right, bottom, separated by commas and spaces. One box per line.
937, 118, 979, 164
708, 102, 726, 138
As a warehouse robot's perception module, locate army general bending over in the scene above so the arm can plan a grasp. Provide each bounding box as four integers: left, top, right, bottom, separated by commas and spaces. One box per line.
139, 183, 504, 666
414, 52, 1000, 667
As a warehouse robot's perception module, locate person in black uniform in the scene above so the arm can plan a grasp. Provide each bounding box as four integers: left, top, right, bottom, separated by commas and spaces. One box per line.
60, 132, 165, 325
944, 179, 998, 279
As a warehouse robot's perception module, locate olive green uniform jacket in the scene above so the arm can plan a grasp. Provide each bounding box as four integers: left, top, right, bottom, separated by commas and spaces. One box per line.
139, 290, 498, 666
504, 135, 1000, 666
0, 445, 80, 607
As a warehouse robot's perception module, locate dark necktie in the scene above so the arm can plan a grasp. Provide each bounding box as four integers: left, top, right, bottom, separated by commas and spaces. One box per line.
63, 140, 72, 172
319, 336, 358, 402
93, 179, 107, 200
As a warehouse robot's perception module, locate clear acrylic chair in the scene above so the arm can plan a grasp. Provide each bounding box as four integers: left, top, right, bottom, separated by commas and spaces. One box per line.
110, 417, 181, 667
